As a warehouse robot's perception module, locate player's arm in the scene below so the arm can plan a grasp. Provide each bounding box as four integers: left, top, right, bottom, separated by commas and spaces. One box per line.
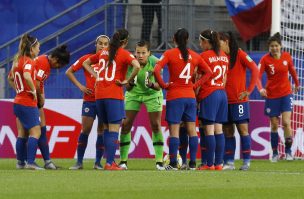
288, 56, 300, 93
154, 53, 170, 89
257, 59, 267, 97
83, 54, 98, 78
7, 69, 15, 89
194, 57, 212, 89
66, 58, 93, 95
35, 80, 44, 108
23, 71, 37, 101
239, 52, 259, 100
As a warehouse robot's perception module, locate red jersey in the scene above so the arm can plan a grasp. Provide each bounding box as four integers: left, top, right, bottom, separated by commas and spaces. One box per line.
154, 48, 212, 101
89, 47, 136, 100
13, 56, 37, 107
71, 54, 97, 102
35, 55, 51, 94
258, 52, 299, 99
197, 50, 229, 101
225, 49, 259, 104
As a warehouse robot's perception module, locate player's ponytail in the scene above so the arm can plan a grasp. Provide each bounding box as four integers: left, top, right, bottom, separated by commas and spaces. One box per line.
268, 32, 282, 46
200, 29, 220, 55
108, 29, 129, 67
50, 45, 70, 67
13, 34, 38, 64
219, 31, 239, 69
174, 28, 189, 62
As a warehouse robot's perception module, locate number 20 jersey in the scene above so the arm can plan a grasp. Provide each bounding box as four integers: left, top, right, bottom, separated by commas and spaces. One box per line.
88, 47, 136, 100
197, 50, 229, 101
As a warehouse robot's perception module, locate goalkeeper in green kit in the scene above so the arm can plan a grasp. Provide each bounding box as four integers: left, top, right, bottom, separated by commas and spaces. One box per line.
119, 41, 165, 170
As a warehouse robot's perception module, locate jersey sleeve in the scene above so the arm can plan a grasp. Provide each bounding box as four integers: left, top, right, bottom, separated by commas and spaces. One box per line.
88, 52, 100, 65
71, 55, 90, 72
287, 54, 300, 87
239, 50, 259, 93
194, 55, 212, 89
257, 56, 265, 90
154, 51, 169, 88
123, 50, 136, 66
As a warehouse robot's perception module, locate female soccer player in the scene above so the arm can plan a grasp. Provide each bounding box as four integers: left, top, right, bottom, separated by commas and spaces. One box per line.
118, 40, 164, 170
257, 32, 300, 162
219, 32, 259, 170
66, 35, 110, 170
35, 45, 70, 169
8, 34, 43, 169
83, 29, 140, 170
196, 29, 229, 170
154, 28, 212, 170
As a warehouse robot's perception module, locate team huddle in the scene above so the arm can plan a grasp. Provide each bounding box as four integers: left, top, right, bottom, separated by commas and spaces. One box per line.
8, 28, 299, 171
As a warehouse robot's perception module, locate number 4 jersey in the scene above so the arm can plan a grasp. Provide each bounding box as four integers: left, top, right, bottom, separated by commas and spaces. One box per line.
12, 56, 37, 107
88, 47, 136, 100
197, 49, 229, 101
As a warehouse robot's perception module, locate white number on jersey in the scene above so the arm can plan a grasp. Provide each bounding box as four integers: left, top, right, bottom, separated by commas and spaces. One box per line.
179, 63, 191, 84
96, 59, 116, 81
269, 64, 275, 75
211, 65, 227, 86
14, 72, 24, 93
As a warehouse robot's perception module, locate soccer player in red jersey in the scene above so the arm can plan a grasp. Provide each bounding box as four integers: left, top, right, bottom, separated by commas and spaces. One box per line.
34, 45, 70, 169
7, 34, 43, 170
196, 29, 229, 171
257, 33, 300, 162
154, 28, 212, 170
66, 35, 110, 170
83, 29, 140, 170
219, 32, 259, 170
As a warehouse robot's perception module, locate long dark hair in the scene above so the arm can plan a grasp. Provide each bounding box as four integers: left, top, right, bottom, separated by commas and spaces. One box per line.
108, 29, 129, 67
200, 29, 220, 55
50, 45, 70, 67
174, 28, 189, 62
268, 32, 281, 46
219, 31, 239, 69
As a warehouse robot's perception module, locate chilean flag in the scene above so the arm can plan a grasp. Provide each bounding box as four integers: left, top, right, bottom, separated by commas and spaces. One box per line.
225, 0, 272, 41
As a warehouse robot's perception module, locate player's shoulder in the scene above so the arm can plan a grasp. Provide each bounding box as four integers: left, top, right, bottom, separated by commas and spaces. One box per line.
281, 51, 292, 59
148, 55, 159, 65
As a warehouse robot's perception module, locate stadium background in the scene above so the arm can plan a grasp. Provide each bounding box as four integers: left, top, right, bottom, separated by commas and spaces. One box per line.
0, 0, 302, 159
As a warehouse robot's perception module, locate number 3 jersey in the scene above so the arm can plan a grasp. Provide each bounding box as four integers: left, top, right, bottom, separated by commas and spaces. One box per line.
13, 56, 37, 107
89, 47, 136, 100
258, 52, 299, 99
197, 49, 229, 101
155, 48, 212, 101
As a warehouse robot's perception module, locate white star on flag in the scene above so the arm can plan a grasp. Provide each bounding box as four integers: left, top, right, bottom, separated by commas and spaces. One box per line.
230, 0, 246, 8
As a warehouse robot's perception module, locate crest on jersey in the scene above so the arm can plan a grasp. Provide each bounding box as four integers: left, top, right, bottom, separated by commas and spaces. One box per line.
84, 108, 90, 113
283, 60, 288, 66
246, 55, 253, 62
266, 108, 271, 113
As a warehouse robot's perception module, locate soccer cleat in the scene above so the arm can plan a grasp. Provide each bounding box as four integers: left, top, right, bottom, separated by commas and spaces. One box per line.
44, 161, 60, 170
118, 161, 128, 170
93, 163, 103, 170
180, 163, 188, 170
197, 165, 215, 170
69, 162, 83, 170
188, 161, 197, 171
286, 153, 294, 161
271, 154, 279, 163
214, 164, 223, 171
26, 162, 45, 170
156, 162, 165, 171
239, 163, 250, 171
223, 163, 235, 171
104, 162, 124, 170
16, 161, 26, 169
165, 165, 178, 171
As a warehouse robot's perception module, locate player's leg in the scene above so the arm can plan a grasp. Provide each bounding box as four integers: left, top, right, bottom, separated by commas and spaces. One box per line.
103, 99, 125, 170
282, 111, 293, 160
223, 123, 236, 170
179, 122, 188, 167
270, 116, 280, 162
146, 95, 164, 170
119, 110, 138, 169
236, 122, 251, 170
198, 120, 207, 167
70, 101, 95, 170
94, 120, 104, 169
15, 118, 27, 169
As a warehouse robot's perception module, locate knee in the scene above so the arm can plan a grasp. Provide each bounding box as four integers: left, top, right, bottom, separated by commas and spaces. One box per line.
121, 120, 132, 133
282, 119, 291, 129
150, 121, 161, 132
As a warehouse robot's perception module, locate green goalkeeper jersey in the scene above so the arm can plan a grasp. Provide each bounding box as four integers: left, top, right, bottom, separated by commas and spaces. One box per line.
126, 55, 163, 97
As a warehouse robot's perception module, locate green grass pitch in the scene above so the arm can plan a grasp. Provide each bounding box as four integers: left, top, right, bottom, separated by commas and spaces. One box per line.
1, 159, 304, 199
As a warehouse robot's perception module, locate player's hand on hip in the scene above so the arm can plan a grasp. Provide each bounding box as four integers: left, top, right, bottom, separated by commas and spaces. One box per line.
239, 91, 250, 100
80, 85, 93, 95
259, 88, 267, 98
27, 90, 37, 101
293, 85, 300, 94
115, 79, 128, 87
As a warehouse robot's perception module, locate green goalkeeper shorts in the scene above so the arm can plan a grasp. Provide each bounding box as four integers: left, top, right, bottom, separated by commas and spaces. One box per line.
125, 94, 163, 112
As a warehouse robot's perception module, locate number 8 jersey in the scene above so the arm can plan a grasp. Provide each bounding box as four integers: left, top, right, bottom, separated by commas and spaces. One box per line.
88, 47, 136, 100
197, 49, 229, 101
